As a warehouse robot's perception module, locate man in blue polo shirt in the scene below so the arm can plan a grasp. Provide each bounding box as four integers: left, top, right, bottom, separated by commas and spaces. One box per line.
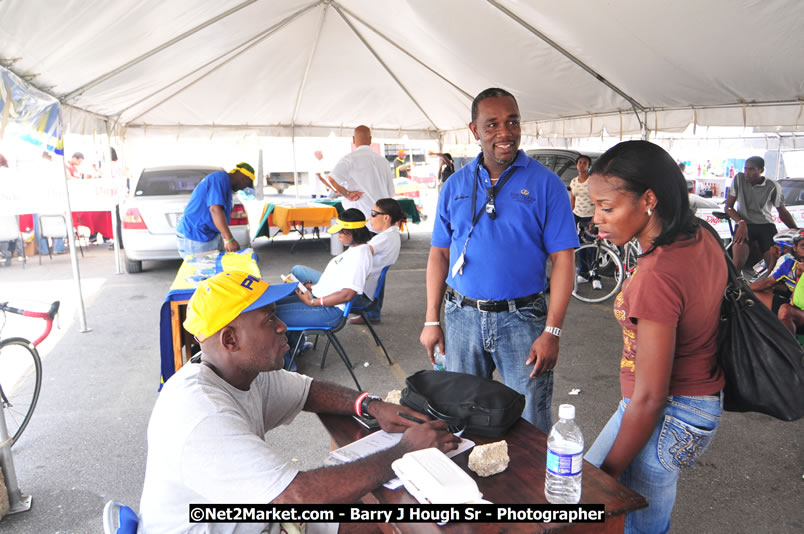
176, 163, 255, 258
420, 88, 578, 433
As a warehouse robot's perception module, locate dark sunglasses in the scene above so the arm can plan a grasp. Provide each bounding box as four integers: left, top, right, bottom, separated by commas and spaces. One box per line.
370, 209, 388, 217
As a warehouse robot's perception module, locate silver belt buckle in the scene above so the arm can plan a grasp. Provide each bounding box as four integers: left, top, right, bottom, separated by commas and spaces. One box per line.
475, 299, 490, 311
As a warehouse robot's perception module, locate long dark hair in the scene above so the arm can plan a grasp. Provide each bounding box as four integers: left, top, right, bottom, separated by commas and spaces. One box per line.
590, 140, 698, 254
375, 198, 406, 225
339, 208, 372, 245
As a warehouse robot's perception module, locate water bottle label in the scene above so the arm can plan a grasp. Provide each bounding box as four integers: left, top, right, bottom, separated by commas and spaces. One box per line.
546, 449, 582, 476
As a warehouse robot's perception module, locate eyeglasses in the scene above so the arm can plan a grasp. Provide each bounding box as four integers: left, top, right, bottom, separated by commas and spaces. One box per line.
370, 210, 388, 217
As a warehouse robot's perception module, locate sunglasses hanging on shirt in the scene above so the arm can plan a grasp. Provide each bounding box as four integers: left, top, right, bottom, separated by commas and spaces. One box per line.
485, 187, 497, 219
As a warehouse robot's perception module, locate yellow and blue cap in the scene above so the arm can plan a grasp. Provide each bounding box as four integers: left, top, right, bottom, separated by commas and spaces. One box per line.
183, 271, 296, 341
327, 217, 367, 234
231, 162, 256, 181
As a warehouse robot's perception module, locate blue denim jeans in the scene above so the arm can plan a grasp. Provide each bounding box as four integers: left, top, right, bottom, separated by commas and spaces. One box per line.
176, 233, 220, 259
585, 394, 723, 534
290, 265, 322, 285
443, 291, 553, 433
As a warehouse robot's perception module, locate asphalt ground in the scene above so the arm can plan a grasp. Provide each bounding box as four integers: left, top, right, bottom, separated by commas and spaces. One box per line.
0, 198, 801, 533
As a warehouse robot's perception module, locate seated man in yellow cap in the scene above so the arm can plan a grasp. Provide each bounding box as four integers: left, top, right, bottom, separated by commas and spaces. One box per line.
138, 270, 458, 533
176, 163, 255, 258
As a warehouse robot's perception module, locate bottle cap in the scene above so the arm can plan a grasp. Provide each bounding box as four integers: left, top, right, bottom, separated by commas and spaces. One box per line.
558, 404, 575, 420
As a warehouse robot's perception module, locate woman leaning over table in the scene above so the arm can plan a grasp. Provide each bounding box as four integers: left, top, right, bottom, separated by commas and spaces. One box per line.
583, 140, 726, 534
275, 209, 373, 363
349, 198, 405, 324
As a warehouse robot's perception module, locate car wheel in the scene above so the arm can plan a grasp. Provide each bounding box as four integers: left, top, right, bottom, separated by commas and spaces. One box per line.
125, 256, 143, 274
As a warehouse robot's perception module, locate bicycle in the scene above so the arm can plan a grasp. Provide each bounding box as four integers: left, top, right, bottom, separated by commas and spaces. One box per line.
572, 232, 625, 303
0, 300, 59, 446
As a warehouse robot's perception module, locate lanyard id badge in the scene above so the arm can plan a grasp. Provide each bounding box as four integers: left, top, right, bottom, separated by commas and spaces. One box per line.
452, 157, 518, 277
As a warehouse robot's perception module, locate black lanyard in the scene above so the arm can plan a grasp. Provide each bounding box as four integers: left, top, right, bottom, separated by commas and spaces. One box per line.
470, 155, 518, 226
458, 156, 519, 265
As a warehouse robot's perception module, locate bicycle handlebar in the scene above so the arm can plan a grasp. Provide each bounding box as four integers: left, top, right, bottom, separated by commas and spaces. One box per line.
0, 300, 60, 347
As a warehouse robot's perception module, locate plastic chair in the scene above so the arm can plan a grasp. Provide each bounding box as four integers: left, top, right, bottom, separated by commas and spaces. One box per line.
38, 214, 83, 263
0, 215, 25, 268
349, 265, 393, 365
285, 301, 363, 390
102, 500, 139, 534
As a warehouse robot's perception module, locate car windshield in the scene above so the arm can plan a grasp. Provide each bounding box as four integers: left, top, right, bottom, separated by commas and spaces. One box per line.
135, 169, 213, 196
780, 180, 804, 206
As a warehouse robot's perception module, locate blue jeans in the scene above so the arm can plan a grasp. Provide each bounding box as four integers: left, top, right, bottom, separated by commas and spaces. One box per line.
585, 394, 723, 534
275, 291, 344, 352
443, 291, 553, 433
176, 233, 220, 259
290, 265, 322, 285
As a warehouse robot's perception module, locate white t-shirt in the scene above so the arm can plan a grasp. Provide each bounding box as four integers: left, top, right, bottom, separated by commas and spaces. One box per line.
312, 244, 373, 309
138, 363, 312, 534
364, 226, 401, 297
328, 146, 395, 229
310, 158, 329, 196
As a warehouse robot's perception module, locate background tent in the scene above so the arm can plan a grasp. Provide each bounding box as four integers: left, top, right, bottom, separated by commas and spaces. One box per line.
1, 0, 803, 143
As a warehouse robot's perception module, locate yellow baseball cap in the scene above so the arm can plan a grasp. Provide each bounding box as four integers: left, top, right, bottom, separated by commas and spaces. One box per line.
327, 217, 367, 234
231, 162, 256, 181
183, 271, 296, 341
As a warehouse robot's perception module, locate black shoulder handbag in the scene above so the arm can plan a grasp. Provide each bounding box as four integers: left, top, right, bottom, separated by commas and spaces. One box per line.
701, 220, 804, 421
400, 370, 525, 437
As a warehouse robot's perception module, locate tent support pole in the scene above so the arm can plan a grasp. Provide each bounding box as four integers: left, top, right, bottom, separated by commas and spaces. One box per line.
63, 0, 259, 103
292, 128, 299, 200
124, 2, 320, 124
332, 5, 439, 131
60, 147, 91, 333
337, 5, 474, 101
487, 0, 645, 113
105, 121, 123, 274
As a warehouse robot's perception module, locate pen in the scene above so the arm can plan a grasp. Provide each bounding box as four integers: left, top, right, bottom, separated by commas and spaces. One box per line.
397, 411, 426, 424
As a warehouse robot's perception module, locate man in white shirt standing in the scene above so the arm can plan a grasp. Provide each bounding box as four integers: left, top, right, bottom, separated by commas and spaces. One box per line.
326, 125, 395, 231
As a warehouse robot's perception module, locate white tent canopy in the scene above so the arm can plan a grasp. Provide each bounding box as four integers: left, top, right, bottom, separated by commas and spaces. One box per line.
2, 0, 803, 141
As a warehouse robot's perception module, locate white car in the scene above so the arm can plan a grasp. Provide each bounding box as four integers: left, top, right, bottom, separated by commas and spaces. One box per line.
120, 166, 250, 273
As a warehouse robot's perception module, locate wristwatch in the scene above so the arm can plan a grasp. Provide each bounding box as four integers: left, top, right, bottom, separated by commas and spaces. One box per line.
544, 326, 562, 338
361, 395, 382, 418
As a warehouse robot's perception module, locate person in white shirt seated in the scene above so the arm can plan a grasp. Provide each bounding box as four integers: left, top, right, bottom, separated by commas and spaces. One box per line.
137, 270, 458, 534
277, 209, 373, 360
349, 198, 405, 324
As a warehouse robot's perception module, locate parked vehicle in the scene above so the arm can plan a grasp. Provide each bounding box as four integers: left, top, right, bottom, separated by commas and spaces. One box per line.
119, 166, 250, 273
525, 148, 602, 189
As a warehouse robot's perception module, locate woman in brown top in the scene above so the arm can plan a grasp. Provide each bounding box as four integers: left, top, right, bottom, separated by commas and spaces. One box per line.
584, 141, 726, 534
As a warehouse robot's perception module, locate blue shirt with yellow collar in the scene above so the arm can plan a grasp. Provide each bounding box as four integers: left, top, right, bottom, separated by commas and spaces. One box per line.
431, 150, 579, 300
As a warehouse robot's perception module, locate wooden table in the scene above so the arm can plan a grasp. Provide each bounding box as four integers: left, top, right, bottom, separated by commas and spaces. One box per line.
158, 249, 261, 385
318, 414, 647, 533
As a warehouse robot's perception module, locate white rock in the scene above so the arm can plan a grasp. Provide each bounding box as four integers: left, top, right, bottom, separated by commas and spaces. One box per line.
384, 389, 402, 405
468, 440, 509, 477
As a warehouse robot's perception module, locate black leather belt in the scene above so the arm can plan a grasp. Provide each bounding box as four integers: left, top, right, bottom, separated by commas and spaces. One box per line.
445, 288, 543, 313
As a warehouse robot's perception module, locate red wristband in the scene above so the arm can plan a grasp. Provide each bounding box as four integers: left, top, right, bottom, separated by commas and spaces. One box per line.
355, 392, 369, 417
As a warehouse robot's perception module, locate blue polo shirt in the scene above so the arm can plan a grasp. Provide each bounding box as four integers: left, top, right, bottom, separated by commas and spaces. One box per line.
431, 150, 579, 300
177, 171, 233, 242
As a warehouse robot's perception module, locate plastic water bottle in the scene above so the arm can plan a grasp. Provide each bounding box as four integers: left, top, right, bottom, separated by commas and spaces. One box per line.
432, 345, 446, 371
545, 404, 584, 504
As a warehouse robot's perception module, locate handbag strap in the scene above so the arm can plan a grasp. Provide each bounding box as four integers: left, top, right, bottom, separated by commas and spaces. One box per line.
697, 218, 744, 296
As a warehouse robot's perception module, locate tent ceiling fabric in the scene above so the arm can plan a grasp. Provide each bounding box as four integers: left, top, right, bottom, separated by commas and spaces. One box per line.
1, 0, 802, 139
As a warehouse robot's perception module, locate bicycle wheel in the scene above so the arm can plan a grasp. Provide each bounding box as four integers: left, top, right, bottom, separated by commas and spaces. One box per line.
573, 243, 624, 303
0, 337, 42, 446
623, 240, 641, 277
